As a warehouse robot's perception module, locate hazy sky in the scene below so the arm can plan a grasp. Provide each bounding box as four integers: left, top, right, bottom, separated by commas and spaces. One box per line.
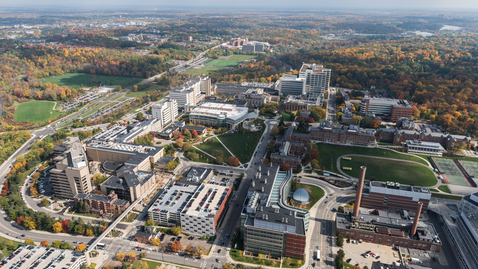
3, 0, 478, 10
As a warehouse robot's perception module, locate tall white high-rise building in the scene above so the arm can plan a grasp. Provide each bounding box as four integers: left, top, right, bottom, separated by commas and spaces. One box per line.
152, 100, 178, 127
299, 63, 331, 97
278, 74, 306, 96
169, 76, 212, 107
169, 88, 195, 108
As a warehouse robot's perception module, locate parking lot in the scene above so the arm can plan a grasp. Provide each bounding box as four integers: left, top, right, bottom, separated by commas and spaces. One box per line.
343, 240, 401, 268
146, 232, 213, 256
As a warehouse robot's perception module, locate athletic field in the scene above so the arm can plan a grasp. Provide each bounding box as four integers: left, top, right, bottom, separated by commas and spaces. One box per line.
40, 73, 142, 88
460, 161, 478, 178
227, 55, 256, 61
205, 60, 242, 67
14, 101, 63, 124
432, 158, 471, 186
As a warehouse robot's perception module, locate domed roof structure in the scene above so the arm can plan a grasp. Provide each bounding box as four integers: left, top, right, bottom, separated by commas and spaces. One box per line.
292, 188, 310, 204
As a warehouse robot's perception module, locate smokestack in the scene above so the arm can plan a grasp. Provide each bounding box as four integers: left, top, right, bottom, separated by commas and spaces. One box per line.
410, 202, 423, 237
353, 166, 367, 217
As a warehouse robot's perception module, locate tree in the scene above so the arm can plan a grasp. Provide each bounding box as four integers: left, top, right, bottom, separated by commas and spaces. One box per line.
52, 240, 62, 248
53, 222, 63, 233
187, 152, 199, 161
76, 244, 87, 252
139, 252, 146, 259
25, 238, 36, 246
40, 198, 50, 207
281, 163, 291, 171
136, 112, 144, 121
223, 263, 234, 269
336, 112, 343, 121
145, 219, 155, 226
7, 241, 14, 251
370, 119, 380, 129
270, 126, 280, 137
311, 159, 320, 170
353, 115, 362, 124
116, 252, 126, 262
40, 240, 49, 247
307, 148, 319, 160
131, 260, 149, 269
337, 231, 344, 247
171, 225, 183, 235
23, 216, 37, 230
227, 156, 240, 167
175, 138, 184, 148
193, 246, 205, 258
185, 245, 194, 255
165, 160, 178, 171
216, 156, 224, 165
150, 238, 160, 246
191, 130, 198, 138
171, 241, 182, 252
182, 142, 192, 152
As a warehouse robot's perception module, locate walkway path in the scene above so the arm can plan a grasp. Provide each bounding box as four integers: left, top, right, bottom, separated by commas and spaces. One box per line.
191, 145, 216, 160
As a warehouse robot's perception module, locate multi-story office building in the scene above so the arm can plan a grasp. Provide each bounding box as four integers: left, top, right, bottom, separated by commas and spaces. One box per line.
148, 171, 233, 236
169, 88, 195, 109
1, 245, 86, 269
90, 120, 161, 144
278, 75, 306, 96
299, 63, 331, 97
169, 76, 212, 108
237, 88, 280, 108
241, 165, 310, 259
460, 192, 478, 216
280, 95, 320, 111
310, 122, 377, 146
456, 193, 478, 266
74, 191, 130, 216
85, 140, 163, 201
241, 42, 267, 52
152, 100, 178, 127
360, 97, 413, 122
50, 137, 93, 199
337, 167, 441, 253
189, 102, 249, 129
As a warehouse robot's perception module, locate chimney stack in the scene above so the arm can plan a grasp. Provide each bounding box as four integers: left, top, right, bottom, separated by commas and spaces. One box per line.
353, 166, 367, 217
410, 202, 423, 237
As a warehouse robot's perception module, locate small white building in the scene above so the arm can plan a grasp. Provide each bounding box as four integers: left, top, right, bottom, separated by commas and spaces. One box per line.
405, 140, 445, 155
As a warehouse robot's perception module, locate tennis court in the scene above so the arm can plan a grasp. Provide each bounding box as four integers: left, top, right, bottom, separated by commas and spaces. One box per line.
460, 161, 478, 178
432, 158, 471, 186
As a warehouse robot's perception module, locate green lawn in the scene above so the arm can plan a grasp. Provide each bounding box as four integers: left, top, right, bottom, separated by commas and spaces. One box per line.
219, 126, 265, 163
205, 60, 242, 67
195, 137, 232, 159
40, 73, 142, 88
229, 249, 281, 267
126, 85, 164, 98
316, 143, 429, 174
14, 100, 64, 124
296, 183, 325, 209
228, 54, 256, 61
339, 156, 436, 186
279, 111, 295, 121
187, 148, 218, 164
144, 260, 162, 269
431, 193, 463, 201
184, 67, 225, 75
438, 185, 452, 193
0, 237, 21, 258
122, 213, 138, 222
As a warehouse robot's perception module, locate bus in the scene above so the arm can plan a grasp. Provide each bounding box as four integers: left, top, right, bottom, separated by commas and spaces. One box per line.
96, 243, 106, 249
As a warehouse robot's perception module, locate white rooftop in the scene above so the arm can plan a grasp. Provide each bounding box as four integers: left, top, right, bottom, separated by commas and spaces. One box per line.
182, 182, 231, 218
406, 140, 445, 150
191, 102, 248, 121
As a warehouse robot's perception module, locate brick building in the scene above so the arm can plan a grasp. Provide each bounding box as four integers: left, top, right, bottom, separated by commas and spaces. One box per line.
359, 97, 413, 122
74, 191, 130, 216
376, 128, 471, 151
310, 122, 376, 146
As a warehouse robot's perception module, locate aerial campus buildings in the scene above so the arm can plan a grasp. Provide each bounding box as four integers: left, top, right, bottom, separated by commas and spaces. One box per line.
1, 245, 86, 269
147, 167, 232, 236
189, 102, 250, 129
278, 63, 331, 98
359, 96, 414, 123
240, 164, 310, 259
169, 76, 213, 108
336, 167, 442, 252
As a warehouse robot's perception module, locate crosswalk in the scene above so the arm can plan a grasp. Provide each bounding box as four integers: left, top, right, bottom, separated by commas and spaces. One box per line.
200, 261, 207, 268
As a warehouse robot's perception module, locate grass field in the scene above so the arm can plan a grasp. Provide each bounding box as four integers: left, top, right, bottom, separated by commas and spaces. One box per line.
438, 185, 452, 193
40, 73, 142, 88
195, 138, 232, 159
14, 101, 64, 124
219, 126, 265, 163
186, 148, 217, 164
0, 236, 21, 258
431, 193, 463, 201
317, 143, 429, 174
339, 156, 437, 186
205, 60, 242, 67
184, 67, 225, 75
126, 85, 164, 98
279, 111, 295, 121
227, 54, 256, 61
144, 260, 162, 269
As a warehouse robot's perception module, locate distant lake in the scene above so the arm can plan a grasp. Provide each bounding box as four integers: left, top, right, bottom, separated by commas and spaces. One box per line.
441, 25, 462, 31
408, 31, 434, 37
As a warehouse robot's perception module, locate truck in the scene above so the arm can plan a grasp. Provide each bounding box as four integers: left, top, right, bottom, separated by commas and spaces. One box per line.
316, 245, 320, 260
323, 173, 330, 177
